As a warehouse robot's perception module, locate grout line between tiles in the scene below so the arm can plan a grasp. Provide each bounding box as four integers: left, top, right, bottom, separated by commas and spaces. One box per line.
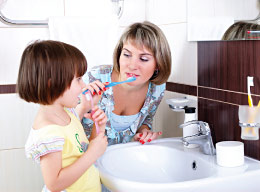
0, 147, 24, 151
198, 85, 260, 97
198, 96, 239, 106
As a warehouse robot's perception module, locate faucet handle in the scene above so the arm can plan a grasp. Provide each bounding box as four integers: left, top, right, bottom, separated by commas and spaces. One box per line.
198, 121, 211, 135
179, 120, 211, 135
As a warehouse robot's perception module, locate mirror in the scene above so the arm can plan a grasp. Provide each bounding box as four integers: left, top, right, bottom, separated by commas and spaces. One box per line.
187, 0, 260, 41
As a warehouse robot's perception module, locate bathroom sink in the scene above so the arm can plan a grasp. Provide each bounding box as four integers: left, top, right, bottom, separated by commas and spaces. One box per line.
97, 138, 260, 192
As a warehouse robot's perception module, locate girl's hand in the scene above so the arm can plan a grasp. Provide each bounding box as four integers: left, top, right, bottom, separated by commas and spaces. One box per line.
133, 129, 162, 144
75, 93, 91, 120
88, 131, 108, 159
84, 106, 107, 133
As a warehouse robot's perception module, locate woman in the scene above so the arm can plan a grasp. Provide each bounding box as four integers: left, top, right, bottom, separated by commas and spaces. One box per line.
81, 21, 171, 145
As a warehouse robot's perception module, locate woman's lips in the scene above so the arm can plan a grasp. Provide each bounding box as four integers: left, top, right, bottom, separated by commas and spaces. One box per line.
126, 73, 138, 78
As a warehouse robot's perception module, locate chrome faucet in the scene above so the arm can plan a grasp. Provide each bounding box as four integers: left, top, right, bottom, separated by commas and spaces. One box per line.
179, 120, 216, 155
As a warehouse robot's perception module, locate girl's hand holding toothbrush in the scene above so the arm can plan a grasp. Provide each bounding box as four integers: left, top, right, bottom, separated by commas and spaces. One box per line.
84, 106, 107, 133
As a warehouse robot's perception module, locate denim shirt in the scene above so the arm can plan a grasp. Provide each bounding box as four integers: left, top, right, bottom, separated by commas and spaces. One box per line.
82, 65, 165, 145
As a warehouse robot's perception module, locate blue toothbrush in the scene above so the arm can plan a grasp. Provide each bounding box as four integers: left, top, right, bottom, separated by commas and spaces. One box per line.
105, 76, 136, 88
82, 76, 136, 95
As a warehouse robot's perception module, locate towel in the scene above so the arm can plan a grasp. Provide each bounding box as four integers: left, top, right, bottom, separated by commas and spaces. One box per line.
188, 17, 234, 41
48, 16, 119, 70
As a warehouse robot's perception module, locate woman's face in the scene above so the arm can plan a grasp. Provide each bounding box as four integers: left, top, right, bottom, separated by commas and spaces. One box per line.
119, 41, 157, 86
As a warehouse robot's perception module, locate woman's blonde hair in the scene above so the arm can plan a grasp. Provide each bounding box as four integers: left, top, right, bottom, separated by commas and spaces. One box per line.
113, 21, 171, 85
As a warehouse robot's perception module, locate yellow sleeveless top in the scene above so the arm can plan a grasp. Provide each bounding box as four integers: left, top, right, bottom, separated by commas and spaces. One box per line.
25, 108, 101, 192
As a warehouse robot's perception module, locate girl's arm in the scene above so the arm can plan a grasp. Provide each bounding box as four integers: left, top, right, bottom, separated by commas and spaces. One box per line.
40, 108, 108, 191
40, 131, 107, 192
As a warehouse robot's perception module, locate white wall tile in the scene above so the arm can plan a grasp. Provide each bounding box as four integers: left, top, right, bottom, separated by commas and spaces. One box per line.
214, 0, 259, 20
0, 28, 49, 84
187, 0, 215, 18
146, 0, 186, 25
0, 94, 39, 150
188, 0, 259, 21
118, 0, 146, 27
160, 23, 197, 85
0, 0, 64, 27
65, 0, 116, 17
0, 148, 44, 192
240, 0, 260, 20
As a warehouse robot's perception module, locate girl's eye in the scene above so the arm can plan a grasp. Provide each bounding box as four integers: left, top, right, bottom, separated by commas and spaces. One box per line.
77, 77, 82, 81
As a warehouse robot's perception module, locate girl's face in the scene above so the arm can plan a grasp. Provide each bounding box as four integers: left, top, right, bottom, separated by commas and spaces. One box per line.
59, 76, 85, 108
119, 41, 157, 86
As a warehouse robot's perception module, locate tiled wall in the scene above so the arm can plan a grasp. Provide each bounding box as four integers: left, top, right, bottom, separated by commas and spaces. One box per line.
198, 41, 260, 161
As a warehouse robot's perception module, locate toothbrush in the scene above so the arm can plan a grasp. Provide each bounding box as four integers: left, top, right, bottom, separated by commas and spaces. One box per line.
247, 31, 260, 34
245, 76, 255, 135
82, 76, 136, 95
247, 76, 254, 107
105, 76, 136, 88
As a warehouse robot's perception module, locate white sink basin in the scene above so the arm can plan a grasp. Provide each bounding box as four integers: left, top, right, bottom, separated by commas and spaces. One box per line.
97, 138, 260, 192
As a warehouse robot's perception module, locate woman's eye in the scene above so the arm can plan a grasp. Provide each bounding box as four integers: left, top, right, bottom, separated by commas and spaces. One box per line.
140, 57, 149, 62
123, 53, 130, 57
77, 77, 82, 81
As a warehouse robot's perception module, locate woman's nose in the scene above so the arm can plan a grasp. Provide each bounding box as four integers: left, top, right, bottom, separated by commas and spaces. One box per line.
128, 57, 139, 70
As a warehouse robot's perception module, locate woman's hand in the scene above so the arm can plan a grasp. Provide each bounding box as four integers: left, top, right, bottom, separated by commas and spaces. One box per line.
77, 81, 109, 119
133, 128, 162, 144
82, 80, 109, 105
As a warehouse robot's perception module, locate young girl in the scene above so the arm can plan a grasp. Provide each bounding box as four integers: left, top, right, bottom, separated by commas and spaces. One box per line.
17, 40, 108, 192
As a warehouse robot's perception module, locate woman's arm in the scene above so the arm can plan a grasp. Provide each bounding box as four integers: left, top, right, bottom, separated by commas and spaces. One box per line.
134, 86, 165, 143
137, 124, 150, 133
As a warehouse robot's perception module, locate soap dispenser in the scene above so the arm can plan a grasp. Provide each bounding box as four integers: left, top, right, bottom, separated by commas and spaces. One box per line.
183, 107, 199, 148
